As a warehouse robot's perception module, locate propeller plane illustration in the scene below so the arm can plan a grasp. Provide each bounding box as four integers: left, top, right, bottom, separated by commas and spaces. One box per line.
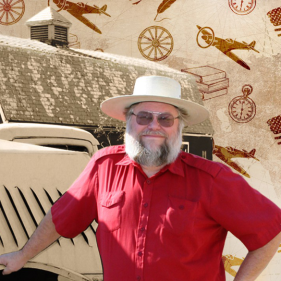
196, 25, 259, 70
213, 145, 259, 178
49, 0, 111, 34
222, 255, 244, 277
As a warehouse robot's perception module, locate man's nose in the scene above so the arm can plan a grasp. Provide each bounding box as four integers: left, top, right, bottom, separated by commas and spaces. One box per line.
147, 115, 161, 129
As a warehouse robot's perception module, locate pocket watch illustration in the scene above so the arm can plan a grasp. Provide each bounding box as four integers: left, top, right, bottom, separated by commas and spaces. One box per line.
228, 0, 256, 15
228, 84, 256, 123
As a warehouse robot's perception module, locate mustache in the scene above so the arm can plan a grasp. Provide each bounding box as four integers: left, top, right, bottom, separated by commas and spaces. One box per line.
140, 130, 167, 137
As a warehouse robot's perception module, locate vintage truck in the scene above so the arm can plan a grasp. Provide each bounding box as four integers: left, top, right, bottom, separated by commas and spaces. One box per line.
0, 124, 103, 281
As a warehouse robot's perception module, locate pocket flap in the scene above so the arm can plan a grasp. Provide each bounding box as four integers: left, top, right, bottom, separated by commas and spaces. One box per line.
164, 196, 198, 236
101, 191, 124, 208
168, 196, 197, 213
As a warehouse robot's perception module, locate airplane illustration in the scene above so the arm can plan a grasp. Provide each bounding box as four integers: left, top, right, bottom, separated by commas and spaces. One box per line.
48, 0, 111, 34
196, 25, 259, 70
222, 255, 244, 277
213, 145, 259, 178
131, 0, 142, 4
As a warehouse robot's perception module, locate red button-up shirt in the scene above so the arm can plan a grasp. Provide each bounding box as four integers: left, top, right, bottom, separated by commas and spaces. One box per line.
52, 145, 281, 281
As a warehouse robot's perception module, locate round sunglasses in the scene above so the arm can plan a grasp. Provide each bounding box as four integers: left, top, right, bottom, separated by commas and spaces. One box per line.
131, 110, 179, 127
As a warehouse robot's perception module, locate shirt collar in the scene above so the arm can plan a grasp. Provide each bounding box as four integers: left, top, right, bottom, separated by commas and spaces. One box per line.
116, 154, 135, 166
161, 152, 185, 177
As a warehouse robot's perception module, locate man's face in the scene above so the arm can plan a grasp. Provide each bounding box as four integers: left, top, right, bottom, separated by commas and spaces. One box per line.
131, 102, 179, 148
125, 102, 182, 167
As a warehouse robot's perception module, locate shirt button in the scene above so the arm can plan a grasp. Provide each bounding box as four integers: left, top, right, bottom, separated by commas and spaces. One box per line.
146, 179, 151, 184
140, 226, 145, 232
138, 251, 143, 256
179, 205, 185, 210
136, 276, 141, 281
143, 202, 148, 208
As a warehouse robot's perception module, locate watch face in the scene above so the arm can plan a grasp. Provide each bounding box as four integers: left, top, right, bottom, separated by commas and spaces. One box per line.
228, 97, 256, 123
228, 0, 256, 15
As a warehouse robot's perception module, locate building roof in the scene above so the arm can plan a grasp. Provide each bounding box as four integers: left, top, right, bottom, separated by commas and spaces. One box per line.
25, 6, 72, 28
0, 34, 213, 135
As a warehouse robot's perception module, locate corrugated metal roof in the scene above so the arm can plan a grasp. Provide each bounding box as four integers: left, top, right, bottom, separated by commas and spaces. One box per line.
0, 34, 213, 135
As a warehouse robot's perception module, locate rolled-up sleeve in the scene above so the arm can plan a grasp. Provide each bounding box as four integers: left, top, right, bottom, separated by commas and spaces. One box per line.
51, 156, 98, 238
208, 165, 281, 251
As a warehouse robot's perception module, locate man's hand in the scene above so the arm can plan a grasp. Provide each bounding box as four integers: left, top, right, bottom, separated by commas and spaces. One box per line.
0, 251, 27, 275
0, 210, 60, 276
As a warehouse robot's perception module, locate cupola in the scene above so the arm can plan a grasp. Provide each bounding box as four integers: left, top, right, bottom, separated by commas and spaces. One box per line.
25, 7, 72, 47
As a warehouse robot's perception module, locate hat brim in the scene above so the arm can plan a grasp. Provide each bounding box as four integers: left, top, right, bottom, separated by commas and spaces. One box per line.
100, 95, 209, 126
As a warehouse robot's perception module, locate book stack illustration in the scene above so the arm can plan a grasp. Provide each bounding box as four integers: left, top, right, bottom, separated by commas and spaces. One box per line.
181, 66, 229, 100
267, 114, 281, 145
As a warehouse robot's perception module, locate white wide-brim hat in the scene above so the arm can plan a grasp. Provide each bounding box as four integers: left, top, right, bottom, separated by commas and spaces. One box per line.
100, 75, 209, 126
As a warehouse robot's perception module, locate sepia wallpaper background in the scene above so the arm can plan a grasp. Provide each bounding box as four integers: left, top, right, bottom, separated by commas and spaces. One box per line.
0, 0, 281, 279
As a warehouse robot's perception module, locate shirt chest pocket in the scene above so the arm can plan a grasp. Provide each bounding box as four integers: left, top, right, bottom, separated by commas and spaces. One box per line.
164, 196, 198, 236
99, 191, 124, 232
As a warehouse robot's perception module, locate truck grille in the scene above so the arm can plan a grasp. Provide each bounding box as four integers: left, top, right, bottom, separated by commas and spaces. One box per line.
0, 185, 96, 251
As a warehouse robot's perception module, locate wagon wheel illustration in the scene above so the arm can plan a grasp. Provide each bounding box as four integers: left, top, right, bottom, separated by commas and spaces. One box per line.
0, 0, 25, 26
48, 0, 67, 12
196, 26, 215, 48
138, 26, 174, 61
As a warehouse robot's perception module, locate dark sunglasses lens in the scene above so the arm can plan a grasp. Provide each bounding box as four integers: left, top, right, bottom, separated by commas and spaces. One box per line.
135, 111, 175, 127
136, 111, 153, 125
158, 113, 174, 127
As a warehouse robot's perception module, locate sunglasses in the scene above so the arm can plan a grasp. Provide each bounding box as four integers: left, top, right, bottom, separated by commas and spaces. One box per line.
131, 111, 179, 127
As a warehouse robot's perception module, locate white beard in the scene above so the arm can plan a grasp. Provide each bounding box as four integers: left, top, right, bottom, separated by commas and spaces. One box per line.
125, 123, 182, 167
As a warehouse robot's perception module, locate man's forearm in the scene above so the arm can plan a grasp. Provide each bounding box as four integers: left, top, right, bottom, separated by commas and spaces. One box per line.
0, 210, 61, 275
234, 232, 281, 281
21, 210, 60, 260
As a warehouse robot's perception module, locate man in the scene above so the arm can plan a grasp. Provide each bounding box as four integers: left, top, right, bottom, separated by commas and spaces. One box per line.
0, 75, 281, 280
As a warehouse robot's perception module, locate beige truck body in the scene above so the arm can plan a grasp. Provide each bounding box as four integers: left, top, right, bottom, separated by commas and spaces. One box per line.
0, 125, 103, 280
0, 123, 99, 156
